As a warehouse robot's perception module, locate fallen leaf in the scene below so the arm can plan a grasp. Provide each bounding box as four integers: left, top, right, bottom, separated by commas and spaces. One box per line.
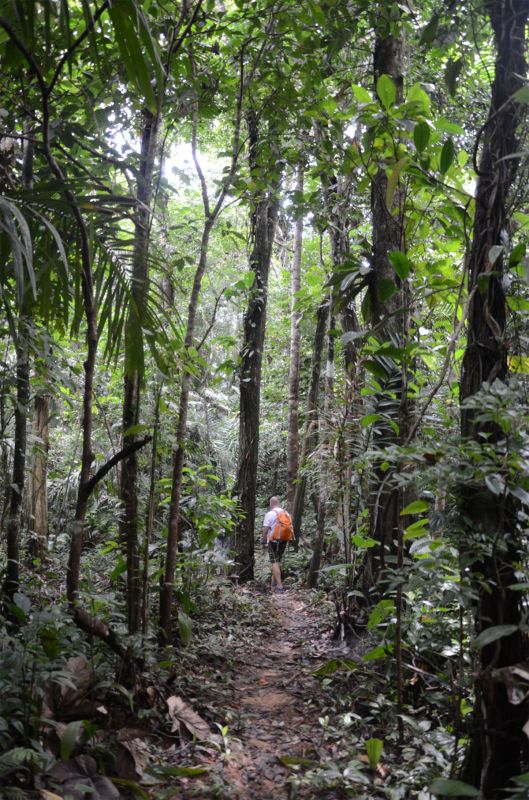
167, 696, 211, 740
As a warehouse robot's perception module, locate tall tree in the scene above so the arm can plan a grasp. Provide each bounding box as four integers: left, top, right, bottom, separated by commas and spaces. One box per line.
459, 0, 529, 793
363, 6, 406, 597
233, 109, 282, 581
286, 165, 304, 510
120, 107, 161, 635
160, 46, 244, 638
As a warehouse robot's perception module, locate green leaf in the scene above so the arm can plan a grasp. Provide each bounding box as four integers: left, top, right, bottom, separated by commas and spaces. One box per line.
406, 83, 431, 113
377, 278, 398, 303
440, 138, 455, 174
376, 74, 397, 110
178, 610, 193, 647
430, 779, 480, 796
360, 413, 381, 427
278, 755, 321, 768
365, 738, 383, 769
367, 599, 394, 631
513, 86, 529, 104
419, 14, 439, 45
352, 533, 377, 548
351, 84, 373, 104
389, 251, 412, 279
401, 499, 429, 515
445, 57, 464, 96
314, 659, 340, 677
147, 765, 209, 778
413, 121, 430, 153
60, 720, 85, 762
474, 624, 518, 649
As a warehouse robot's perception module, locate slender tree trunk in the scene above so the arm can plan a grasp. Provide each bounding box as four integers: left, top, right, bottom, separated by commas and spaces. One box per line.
4, 134, 33, 599
120, 108, 160, 635
160, 219, 213, 637
362, 15, 405, 596
5, 322, 30, 599
307, 304, 334, 588
159, 49, 244, 638
459, 2, 529, 794
142, 383, 162, 635
291, 298, 328, 541
30, 394, 49, 559
232, 112, 281, 582
286, 166, 304, 510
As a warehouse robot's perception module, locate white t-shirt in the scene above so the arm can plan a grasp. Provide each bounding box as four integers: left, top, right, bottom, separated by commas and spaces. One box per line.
263, 508, 284, 542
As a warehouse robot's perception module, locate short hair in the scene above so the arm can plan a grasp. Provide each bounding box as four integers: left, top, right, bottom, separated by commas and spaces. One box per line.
269, 496, 279, 507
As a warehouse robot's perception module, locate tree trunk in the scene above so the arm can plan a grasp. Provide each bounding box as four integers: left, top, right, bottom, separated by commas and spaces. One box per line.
286, 166, 304, 510
159, 49, 244, 637
307, 303, 334, 588
30, 394, 49, 559
459, 1, 529, 794
160, 219, 213, 637
5, 322, 30, 599
291, 298, 328, 541
4, 134, 33, 599
120, 108, 160, 635
233, 111, 282, 582
362, 16, 405, 596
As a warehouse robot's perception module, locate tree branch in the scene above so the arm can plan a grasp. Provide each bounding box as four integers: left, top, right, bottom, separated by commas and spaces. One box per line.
81, 435, 152, 502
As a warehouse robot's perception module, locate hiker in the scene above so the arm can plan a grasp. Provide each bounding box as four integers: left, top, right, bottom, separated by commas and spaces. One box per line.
262, 496, 293, 592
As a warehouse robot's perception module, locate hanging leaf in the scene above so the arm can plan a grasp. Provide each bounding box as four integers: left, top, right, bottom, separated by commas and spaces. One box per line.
440, 138, 455, 174
445, 57, 464, 96
389, 251, 412, 279
474, 624, 519, 649
413, 121, 430, 153
376, 74, 397, 110
419, 14, 439, 45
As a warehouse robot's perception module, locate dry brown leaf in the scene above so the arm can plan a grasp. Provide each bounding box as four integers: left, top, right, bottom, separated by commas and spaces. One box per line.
40, 791, 64, 800
167, 695, 211, 740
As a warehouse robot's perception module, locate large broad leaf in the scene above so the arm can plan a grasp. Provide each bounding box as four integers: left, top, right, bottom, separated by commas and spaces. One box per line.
440, 138, 455, 174
377, 74, 397, 110
430, 778, 480, 796
474, 624, 519, 649
389, 251, 413, 279
401, 499, 429, 515
413, 121, 430, 153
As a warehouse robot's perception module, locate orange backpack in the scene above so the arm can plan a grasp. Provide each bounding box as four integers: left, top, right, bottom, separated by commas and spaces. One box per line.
271, 510, 294, 542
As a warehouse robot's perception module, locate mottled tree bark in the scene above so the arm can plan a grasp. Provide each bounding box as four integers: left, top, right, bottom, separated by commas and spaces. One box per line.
233, 110, 281, 582
286, 166, 304, 510
120, 108, 160, 635
459, 1, 529, 794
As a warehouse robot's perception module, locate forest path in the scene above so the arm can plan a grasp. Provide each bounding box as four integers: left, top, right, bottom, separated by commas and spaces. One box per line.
177, 585, 339, 800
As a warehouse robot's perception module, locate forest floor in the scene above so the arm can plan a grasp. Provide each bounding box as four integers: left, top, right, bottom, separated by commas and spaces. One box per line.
174, 585, 338, 799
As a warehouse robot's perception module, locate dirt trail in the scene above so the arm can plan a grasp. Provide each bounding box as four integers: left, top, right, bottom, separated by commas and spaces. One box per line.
182, 588, 335, 799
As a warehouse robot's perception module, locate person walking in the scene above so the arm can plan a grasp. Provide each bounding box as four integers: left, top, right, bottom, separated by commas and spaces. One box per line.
262, 496, 291, 592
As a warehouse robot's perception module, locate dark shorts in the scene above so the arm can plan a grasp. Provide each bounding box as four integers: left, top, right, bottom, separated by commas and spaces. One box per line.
268, 541, 287, 563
